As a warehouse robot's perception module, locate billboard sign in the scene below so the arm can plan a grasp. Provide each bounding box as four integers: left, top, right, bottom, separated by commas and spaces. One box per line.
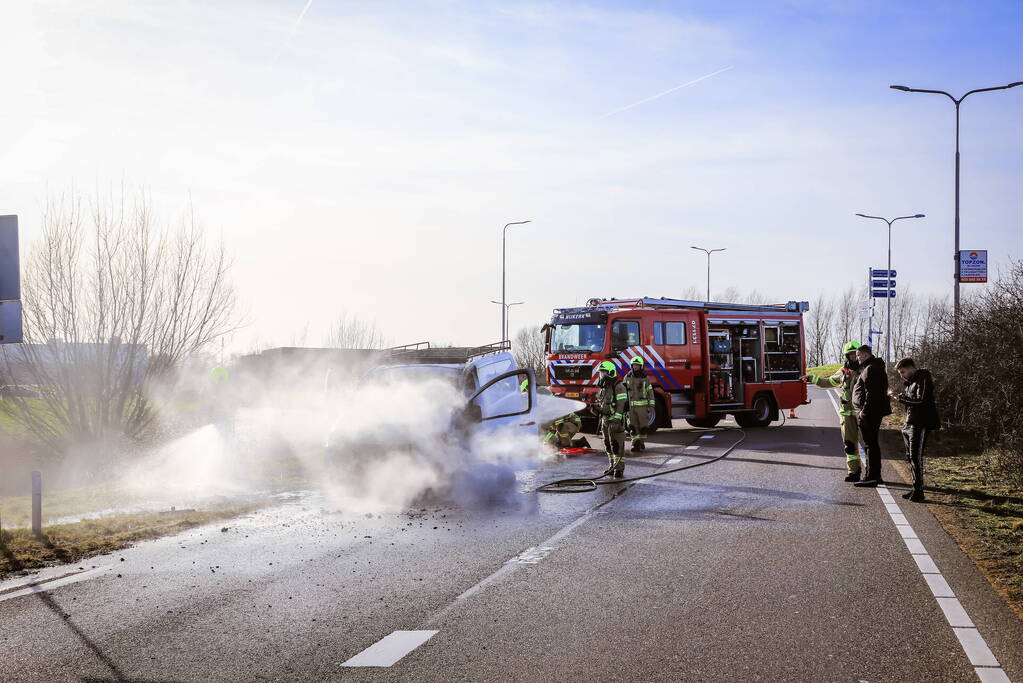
959, 250, 987, 283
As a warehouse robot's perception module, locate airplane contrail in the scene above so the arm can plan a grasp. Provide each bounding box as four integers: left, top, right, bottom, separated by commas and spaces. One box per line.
273, 0, 314, 62
596, 66, 734, 120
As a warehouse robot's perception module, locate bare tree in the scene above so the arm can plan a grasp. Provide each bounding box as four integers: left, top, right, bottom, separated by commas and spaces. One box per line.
325, 313, 385, 349
834, 285, 858, 354
1, 190, 237, 450
513, 325, 547, 382
805, 294, 835, 367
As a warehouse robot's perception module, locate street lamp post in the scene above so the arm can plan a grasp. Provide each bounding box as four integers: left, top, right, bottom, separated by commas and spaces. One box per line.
501, 220, 531, 341
491, 300, 524, 342
890, 80, 1022, 336
690, 246, 726, 301
855, 213, 925, 362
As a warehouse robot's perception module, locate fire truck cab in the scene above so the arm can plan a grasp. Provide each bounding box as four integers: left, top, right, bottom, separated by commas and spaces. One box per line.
544, 297, 810, 430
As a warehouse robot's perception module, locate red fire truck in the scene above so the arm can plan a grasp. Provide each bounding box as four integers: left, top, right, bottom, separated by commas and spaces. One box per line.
543, 297, 810, 430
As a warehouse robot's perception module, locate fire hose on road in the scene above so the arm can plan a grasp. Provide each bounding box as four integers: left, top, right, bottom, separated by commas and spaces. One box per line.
535, 411, 788, 493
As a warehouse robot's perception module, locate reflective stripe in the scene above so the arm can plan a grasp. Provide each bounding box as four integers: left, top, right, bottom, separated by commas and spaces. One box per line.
615, 393, 628, 400
610, 413, 624, 420
632, 400, 653, 406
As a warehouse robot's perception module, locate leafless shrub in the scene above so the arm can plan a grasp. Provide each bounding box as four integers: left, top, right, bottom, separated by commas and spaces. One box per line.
1, 190, 237, 451
325, 313, 385, 349
805, 294, 835, 367
513, 325, 547, 383
915, 260, 1023, 484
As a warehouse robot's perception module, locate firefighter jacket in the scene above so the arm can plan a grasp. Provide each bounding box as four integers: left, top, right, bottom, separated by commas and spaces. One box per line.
852, 356, 892, 418
597, 377, 628, 422
807, 363, 859, 417
895, 368, 940, 429
624, 370, 654, 407
550, 412, 582, 430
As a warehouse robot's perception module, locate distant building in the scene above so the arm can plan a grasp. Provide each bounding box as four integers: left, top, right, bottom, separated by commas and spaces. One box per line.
0, 337, 149, 389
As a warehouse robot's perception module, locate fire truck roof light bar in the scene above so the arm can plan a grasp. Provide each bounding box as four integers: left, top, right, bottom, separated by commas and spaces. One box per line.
554, 298, 809, 316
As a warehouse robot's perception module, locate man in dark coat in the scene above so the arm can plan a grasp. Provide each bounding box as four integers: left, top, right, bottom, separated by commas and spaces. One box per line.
852, 345, 891, 487
892, 357, 940, 502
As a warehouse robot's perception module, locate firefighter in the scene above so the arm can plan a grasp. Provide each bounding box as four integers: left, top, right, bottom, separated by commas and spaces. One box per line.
544, 412, 582, 449
596, 360, 629, 478
625, 355, 654, 452
801, 341, 863, 482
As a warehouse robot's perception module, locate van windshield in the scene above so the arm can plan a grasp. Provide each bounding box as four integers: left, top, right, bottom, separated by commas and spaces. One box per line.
551, 323, 606, 353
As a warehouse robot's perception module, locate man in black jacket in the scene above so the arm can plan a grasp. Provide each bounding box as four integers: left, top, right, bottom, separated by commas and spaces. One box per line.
852, 345, 891, 487
892, 358, 940, 502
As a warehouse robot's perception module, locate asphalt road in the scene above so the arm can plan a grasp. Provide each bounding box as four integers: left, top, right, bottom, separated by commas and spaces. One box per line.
2, 386, 1021, 682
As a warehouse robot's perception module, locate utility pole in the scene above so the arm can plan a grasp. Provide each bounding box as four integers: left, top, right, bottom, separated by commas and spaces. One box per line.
690, 246, 726, 301
501, 220, 531, 341
855, 213, 925, 361
890, 80, 1022, 336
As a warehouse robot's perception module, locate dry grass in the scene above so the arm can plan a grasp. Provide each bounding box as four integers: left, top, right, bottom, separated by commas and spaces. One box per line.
0, 505, 258, 579
880, 426, 1023, 621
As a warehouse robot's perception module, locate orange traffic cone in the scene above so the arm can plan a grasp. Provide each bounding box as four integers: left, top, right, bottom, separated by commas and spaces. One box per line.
788, 407, 797, 419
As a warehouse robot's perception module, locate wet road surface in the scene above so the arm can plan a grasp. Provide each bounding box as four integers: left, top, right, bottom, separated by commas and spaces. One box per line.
2, 386, 1021, 682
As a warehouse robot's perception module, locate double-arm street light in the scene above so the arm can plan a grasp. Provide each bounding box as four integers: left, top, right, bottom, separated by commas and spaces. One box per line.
854, 213, 925, 363
491, 300, 524, 341
501, 220, 531, 342
890, 80, 1022, 335
691, 246, 726, 302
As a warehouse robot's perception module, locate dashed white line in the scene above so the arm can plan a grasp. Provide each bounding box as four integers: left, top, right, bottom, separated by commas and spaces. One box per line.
936, 598, 975, 628
341, 630, 438, 667
876, 486, 1010, 682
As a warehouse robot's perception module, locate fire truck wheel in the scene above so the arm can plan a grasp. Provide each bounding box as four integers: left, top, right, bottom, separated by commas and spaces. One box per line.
686, 416, 722, 429
735, 394, 775, 428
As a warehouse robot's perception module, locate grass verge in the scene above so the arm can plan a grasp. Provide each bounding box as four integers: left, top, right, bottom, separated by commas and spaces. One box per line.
880, 426, 1023, 621
0, 505, 258, 579
807, 363, 842, 377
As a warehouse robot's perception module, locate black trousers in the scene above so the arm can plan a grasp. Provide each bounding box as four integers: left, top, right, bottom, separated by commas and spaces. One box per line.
902, 424, 929, 492
858, 414, 883, 481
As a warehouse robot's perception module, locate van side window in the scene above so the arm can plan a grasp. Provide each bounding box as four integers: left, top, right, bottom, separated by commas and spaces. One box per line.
653, 322, 687, 345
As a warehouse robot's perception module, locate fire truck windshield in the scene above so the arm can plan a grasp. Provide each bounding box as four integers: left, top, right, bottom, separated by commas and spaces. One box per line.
551, 323, 606, 353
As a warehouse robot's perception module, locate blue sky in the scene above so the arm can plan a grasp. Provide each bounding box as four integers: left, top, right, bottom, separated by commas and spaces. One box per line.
1, 1, 1021, 349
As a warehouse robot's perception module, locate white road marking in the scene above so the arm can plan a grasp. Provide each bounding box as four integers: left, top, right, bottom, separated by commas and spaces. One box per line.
953, 628, 1000, 667
975, 667, 1012, 683
341, 630, 438, 667
513, 547, 553, 564
685, 446, 700, 451
923, 573, 955, 598
0, 568, 103, 604
667, 458, 683, 465
936, 598, 975, 628
699, 435, 715, 439
875, 486, 1009, 681
904, 537, 927, 554
913, 554, 940, 574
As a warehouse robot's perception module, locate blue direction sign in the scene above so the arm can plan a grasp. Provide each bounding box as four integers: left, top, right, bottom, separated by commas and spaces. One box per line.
872, 290, 896, 298
871, 269, 897, 278
872, 279, 896, 288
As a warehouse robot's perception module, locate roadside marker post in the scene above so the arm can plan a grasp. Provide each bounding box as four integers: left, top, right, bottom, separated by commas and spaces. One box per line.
31, 470, 42, 536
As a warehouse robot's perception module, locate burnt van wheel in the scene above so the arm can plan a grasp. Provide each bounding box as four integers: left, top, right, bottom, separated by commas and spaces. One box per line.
735, 395, 774, 428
